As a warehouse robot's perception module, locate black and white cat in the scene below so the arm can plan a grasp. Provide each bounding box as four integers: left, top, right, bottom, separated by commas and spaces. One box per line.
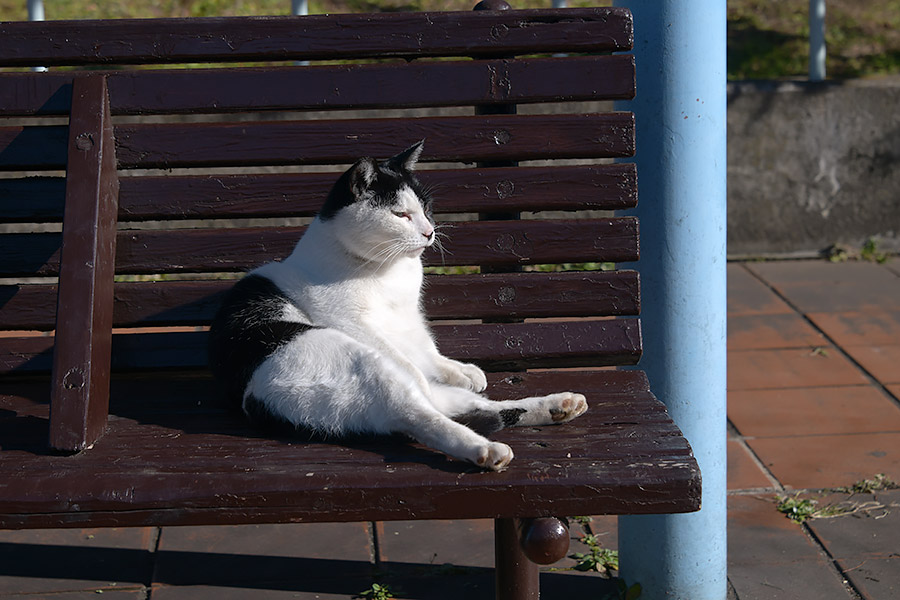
208, 141, 587, 470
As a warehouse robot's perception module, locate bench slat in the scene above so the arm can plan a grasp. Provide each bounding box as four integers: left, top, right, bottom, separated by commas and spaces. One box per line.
0, 55, 634, 117
115, 113, 634, 169
1, 318, 641, 374
0, 178, 65, 222
0, 9, 633, 68
0, 218, 637, 277
1, 113, 634, 172
0, 125, 68, 171
0, 271, 639, 331
115, 219, 637, 274
0, 164, 637, 222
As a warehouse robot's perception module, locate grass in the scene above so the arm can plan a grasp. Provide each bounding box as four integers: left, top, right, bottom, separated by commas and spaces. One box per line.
776, 474, 899, 524
727, 0, 900, 79
2, 0, 899, 79
356, 583, 396, 600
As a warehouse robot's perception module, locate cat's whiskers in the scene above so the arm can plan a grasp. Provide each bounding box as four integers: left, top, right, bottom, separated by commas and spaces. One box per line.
432, 224, 453, 266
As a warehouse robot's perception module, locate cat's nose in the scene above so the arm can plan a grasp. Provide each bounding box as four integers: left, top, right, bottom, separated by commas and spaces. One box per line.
423, 227, 435, 240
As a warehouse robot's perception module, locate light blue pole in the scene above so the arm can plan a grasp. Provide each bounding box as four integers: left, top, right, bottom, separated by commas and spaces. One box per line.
27, 0, 47, 72
809, 0, 826, 81
613, 2, 727, 599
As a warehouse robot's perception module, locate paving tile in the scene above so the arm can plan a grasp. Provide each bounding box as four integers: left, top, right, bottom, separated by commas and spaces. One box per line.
748, 433, 900, 490
727, 560, 853, 600
807, 311, 900, 347
379, 520, 495, 568
154, 523, 373, 587
727, 440, 773, 490
728, 494, 822, 564
747, 261, 900, 314
726, 495, 858, 597
747, 261, 896, 287
814, 495, 900, 573
0, 591, 145, 599
838, 556, 900, 600
844, 345, 900, 385
378, 516, 617, 572
889, 385, 900, 401
727, 263, 794, 316
0, 527, 154, 595
729, 386, 900, 438
728, 313, 826, 350
728, 348, 869, 391
150, 580, 375, 600
807, 490, 900, 561
885, 258, 900, 278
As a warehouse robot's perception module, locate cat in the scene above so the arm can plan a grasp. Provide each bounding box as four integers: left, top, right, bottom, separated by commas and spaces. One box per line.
208, 141, 587, 470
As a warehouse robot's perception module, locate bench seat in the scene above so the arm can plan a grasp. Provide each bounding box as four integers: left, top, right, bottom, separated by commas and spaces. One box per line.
1, 370, 697, 529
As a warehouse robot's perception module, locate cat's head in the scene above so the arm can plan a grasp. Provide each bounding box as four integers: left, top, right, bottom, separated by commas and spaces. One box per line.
319, 141, 436, 262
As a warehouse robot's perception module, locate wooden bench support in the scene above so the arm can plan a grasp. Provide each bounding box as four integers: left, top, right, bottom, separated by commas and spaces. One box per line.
495, 518, 539, 600
49, 74, 120, 452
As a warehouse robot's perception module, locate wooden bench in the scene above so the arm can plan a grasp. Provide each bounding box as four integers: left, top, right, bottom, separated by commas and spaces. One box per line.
0, 3, 700, 597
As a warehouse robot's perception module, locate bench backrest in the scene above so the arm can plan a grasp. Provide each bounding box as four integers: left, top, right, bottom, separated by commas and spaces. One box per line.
0, 5, 639, 452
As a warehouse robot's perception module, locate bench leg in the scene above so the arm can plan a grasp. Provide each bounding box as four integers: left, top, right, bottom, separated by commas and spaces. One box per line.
494, 518, 539, 600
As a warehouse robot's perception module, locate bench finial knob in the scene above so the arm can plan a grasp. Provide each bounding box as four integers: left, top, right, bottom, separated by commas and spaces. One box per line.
518, 517, 570, 565
474, 0, 511, 10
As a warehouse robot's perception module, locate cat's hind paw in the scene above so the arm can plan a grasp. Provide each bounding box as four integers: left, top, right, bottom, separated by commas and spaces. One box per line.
547, 392, 588, 424
475, 441, 514, 471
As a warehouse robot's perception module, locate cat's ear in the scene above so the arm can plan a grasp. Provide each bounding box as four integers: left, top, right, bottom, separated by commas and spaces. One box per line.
349, 157, 378, 196
388, 140, 425, 172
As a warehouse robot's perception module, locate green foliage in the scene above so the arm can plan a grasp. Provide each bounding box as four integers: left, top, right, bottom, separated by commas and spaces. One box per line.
860, 238, 889, 264
835, 473, 898, 494
776, 493, 823, 524
824, 238, 894, 264
777, 474, 899, 524
616, 579, 643, 600
570, 533, 620, 574
356, 583, 395, 600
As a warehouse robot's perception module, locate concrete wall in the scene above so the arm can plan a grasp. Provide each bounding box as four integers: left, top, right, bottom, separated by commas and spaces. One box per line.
727, 77, 900, 257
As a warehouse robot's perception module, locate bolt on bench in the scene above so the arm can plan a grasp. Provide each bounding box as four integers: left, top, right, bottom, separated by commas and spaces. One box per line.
0, 4, 700, 598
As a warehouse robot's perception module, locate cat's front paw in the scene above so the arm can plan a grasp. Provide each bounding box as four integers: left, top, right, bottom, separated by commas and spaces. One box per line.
475, 441, 514, 471
440, 360, 488, 392
457, 362, 488, 392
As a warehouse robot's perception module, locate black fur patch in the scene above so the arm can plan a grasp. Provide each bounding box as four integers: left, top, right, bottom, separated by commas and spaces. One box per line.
208, 274, 314, 405
500, 408, 527, 427
453, 407, 528, 436
452, 410, 503, 436
318, 156, 433, 222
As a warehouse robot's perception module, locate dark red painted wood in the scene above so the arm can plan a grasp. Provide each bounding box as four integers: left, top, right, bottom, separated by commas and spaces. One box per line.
49, 75, 120, 453
0, 177, 65, 222
0, 8, 633, 68
0, 217, 638, 278
0, 371, 700, 529
496, 518, 539, 600
0, 163, 637, 222
0, 55, 634, 117
0, 317, 640, 374
113, 113, 635, 169
0, 232, 61, 277
0, 270, 639, 332
110, 218, 636, 275
0, 125, 68, 171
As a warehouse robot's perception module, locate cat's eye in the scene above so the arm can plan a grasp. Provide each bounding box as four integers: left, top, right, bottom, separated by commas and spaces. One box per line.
392, 211, 411, 220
